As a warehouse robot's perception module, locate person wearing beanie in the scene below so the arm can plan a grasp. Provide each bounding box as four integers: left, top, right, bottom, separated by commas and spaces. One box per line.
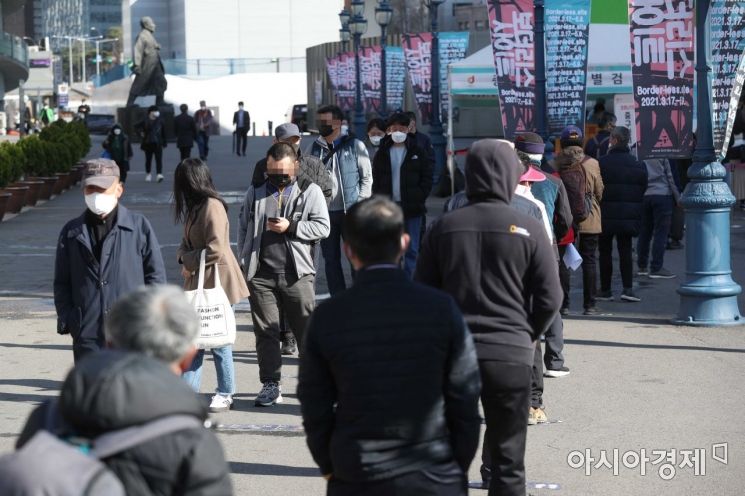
556, 125, 604, 315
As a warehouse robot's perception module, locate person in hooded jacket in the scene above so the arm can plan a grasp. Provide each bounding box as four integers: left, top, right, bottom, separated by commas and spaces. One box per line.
135, 105, 167, 183
102, 124, 133, 184
16, 285, 233, 496
415, 139, 561, 496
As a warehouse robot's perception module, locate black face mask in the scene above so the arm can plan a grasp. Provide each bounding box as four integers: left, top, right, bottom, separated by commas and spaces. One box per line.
319, 124, 335, 137
267, 174, 292, 188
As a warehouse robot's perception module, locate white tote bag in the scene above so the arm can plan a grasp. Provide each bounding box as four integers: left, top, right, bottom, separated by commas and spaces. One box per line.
184, 250, 236, 349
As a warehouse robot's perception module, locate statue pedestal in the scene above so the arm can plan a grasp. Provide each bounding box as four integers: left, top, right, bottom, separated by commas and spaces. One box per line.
116, 104, 175, 143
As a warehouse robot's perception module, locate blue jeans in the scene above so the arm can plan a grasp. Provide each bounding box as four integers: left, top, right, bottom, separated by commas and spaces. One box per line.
196, 131, 210, 159
182, 345, 235, 395
637, 195, 674, 272
403, 215, 423, 278
321, 210, 354, 295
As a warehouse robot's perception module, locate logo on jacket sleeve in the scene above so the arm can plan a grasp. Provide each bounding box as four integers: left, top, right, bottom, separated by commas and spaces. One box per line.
510, 225, 530, 237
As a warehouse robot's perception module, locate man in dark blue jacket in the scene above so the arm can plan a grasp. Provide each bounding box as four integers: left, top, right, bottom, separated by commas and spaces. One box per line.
54, 159, 167, 362
597, 126, 648, 302
299, 197, 481, 495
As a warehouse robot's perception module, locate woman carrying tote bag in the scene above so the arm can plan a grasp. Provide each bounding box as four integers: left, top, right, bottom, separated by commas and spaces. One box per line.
175, 158, 249, 412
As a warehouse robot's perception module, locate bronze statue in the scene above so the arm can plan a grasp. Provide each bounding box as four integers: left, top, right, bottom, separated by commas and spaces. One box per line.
127, 17, 167, 107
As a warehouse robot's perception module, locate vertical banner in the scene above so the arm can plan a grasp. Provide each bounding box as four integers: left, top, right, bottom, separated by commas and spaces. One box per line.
544, 0, 591, 134
386, 46, 407, 111
403, 33, 434, 122
359, 46, 383, 114
326, 55, 340, 95
710, 1, 745, 159
628, 0, 695, 160
438, 32, 470, 119
403, 32, 470, 123
614, 93, 639, 145
336, 52, 357, 112
488, 0, 537, 139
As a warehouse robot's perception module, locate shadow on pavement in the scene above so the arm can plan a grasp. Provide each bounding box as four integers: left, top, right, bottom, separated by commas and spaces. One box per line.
228, 461, 319, 477
0, 379, 62, 390
0, 342, 70, 351
230, 399, 301, 416
0, 392, 52, 404
564, 338, 745, 353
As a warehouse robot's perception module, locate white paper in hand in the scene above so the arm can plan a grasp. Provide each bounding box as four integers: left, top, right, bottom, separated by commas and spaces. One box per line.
563, 243, 583, 271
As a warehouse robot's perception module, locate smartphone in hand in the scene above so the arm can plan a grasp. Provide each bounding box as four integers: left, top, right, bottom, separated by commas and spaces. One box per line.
268, 217, 280, 223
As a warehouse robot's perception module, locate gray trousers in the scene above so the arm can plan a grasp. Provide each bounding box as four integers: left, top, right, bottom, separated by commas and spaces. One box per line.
248, 270, 315, 384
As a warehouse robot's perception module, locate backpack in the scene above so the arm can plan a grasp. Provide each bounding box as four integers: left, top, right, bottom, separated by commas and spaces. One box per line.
590, 134, 610, 159
0, 400, 203, 496
560, 156, 593, 224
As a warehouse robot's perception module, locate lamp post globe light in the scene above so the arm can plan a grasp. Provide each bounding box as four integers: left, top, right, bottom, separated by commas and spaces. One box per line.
375, 0, 393, 117
674, 0, 742, 326
350, 0, 368, 139
426, 0, 446, 190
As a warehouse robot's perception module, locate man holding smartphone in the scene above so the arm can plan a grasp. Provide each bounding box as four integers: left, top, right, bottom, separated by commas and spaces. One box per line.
238, 143, 330, 407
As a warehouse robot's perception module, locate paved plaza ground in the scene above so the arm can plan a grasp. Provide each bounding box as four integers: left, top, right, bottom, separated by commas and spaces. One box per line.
1, 136, 744, 495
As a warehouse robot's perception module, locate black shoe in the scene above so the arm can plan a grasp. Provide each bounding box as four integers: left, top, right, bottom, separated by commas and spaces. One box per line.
620, 289, 641, 302
596, 291, 614, 301
667, 240, 684, 250
649, 268, 676, 279
281, 332, 297, 355
560, 306, 570, 316
583, 306, 599, 315
480, 464, 491, 490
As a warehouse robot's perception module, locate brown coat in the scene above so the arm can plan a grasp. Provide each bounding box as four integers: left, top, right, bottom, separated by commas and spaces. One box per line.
177, 198, 249, 304
555, 146, 604, 234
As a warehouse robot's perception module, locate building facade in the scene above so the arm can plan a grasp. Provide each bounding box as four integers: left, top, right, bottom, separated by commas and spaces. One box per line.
123, 0, 342, 74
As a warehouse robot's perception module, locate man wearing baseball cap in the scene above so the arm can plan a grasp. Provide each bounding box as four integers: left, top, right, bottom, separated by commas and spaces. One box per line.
54, 159, 167, 362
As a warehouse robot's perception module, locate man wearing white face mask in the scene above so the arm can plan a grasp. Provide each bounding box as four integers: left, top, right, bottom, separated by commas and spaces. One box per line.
372, 113, 433, 277
54, 159, 167, 362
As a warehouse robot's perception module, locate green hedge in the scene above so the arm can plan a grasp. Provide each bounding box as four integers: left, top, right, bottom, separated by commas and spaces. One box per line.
0, 120, 92, 188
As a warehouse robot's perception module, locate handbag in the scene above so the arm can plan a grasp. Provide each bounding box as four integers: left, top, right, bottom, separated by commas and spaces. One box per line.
184, 250, 236, 349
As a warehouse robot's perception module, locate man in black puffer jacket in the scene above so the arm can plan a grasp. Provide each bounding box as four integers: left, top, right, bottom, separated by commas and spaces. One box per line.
598, 126, 648, 302
372, 112, 433, 277
299, 197, 480, 495
16, 285, 232, 496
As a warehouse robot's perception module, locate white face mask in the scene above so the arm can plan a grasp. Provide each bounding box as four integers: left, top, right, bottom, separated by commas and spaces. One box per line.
113, 128, 121, 135
85, 192, 118, 216
200, 106, 206, 110
369, 135, 382, 146
239, 105, 244, 110
341, 125, 349, 135
391, 131, 407, 144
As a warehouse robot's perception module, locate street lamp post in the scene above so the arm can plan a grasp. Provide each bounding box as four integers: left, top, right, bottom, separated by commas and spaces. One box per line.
674, 0, 742, 325
375, 1, 393, 118
534, 0, 548, 141
349, 0, 368, 139
426, 0, 447, 189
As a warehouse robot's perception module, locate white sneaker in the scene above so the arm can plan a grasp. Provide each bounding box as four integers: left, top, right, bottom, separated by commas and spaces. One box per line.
156, 174, 164, 183
209, 393, 233, 413
145, 173, 152, 182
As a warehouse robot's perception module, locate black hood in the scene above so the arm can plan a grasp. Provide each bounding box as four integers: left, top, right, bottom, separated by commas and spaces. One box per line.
465, 139, 520, 204
59, 350, 207, 435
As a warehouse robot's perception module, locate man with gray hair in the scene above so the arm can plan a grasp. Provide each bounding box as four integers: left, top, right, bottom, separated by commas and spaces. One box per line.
16, 285, 233, 495
598, 126, 648, 302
